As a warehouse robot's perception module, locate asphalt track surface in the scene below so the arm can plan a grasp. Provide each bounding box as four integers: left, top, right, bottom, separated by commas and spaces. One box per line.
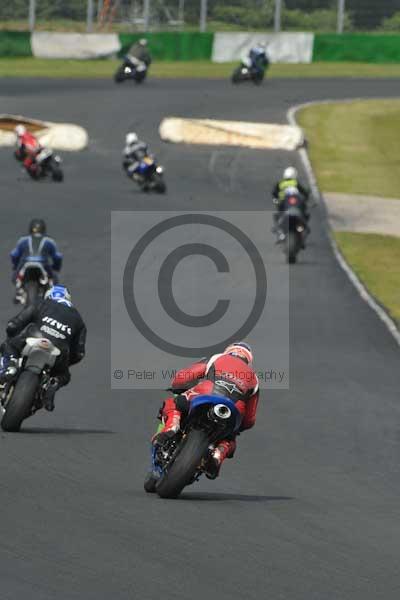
1, 77, 400, 600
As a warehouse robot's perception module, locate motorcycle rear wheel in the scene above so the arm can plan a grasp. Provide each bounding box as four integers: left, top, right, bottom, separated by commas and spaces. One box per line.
156, 429, 210, 499
287, 231, 300, 264
25, 279, 39, 305
1, 371, 39, 432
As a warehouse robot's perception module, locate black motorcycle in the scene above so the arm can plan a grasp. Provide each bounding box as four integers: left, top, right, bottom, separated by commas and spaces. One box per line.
1, 336, 61, 432
26, 148, 63, 182
114, 56, 148, 84
144, 394, 242, 499
231, 58, 265, 85
276, 192, 308, 264
15, 260, 52, 306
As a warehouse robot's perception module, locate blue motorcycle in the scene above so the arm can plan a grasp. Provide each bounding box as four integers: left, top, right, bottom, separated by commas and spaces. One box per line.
144, 394, 242, 498
126, 155, 166, 193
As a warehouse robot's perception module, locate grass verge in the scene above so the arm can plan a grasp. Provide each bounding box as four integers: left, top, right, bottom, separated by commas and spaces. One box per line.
334, 232, 400, 325
297, 99, 400, 198
298, 99, 400, 328
1, 58, 400, 79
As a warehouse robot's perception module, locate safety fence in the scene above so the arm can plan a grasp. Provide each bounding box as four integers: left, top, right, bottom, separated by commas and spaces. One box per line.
2, 31, 400, 63
3, 1, 400, 35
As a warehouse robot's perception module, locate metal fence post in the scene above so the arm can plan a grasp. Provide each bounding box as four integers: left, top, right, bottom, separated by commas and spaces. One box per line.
29, 0, 36, 32
200, 0, 208, 33
178, 0, 185, 23
337, 0, 345, 34
143, 0, 151, 31
87, 0, 94, 32
274, 0, 282, 33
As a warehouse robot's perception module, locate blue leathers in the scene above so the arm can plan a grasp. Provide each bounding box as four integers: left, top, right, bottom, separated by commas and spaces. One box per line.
249, 45, 269, 75
10, 235, 63, 280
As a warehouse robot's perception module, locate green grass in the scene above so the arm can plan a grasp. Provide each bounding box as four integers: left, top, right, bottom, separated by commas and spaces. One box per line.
334, 232, 400, 324
297, 99, 400, 198
1, 58, 400, 79
299, 100, 400, 325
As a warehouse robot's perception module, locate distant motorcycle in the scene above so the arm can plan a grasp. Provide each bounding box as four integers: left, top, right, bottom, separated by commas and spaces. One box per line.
231, 58, 265, 85
125, 155, 166, 193
0, 336, 61, 432
15, 258, 52, 305
25, 148, 63, 182
144, 394, 242, 499
114, 56, 148, 84
275, 191, 308, 264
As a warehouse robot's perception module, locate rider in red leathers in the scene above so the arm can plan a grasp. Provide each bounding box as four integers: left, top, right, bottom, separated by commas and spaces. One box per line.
152, 342, 259, 479
15, 124, 42, 176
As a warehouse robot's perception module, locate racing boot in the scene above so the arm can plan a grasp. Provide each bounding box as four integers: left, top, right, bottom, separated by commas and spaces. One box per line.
43, 377, 59, 412
205, 439, 236, 480
0, 355, 18, 385
152, 398, 181, 446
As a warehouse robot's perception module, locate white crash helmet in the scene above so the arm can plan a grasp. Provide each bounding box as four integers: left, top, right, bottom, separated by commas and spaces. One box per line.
139, 38, 148, 47
283, 166, 298, 180
15, 124, 27, 136
126, 132, 138, 145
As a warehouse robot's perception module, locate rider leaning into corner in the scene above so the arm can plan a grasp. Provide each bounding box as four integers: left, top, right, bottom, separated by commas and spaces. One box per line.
272, 166, 311, 228
125, 38, 152, 68
122, 132, 151, 180
14, 124, 43, 175
11, 219, 63, 303
248, 42, 270, 75
0, 285, 86, 412
152, 342, 259, 480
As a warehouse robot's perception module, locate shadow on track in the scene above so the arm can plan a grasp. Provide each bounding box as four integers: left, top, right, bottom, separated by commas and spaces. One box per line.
178, 492, 293, 503
20, 427, 115, 435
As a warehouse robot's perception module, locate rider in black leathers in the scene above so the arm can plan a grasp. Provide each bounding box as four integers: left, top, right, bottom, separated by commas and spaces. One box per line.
0, 285, 86, 411
127, 38, 152, 67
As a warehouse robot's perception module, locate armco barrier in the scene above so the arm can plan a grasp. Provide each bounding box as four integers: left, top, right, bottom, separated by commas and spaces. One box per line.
119, 32, 214, 61
0, 32, 32, 57
313, 34, 400, 63
2, 31, 400, 64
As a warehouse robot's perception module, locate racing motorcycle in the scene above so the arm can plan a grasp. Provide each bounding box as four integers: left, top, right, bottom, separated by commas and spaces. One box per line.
114, 56, 148, 84
231, 58, 265, 85
1, 336, 61, 432
26, 148, 64, 182
125, 155, 166, 193
14, 258, 52, 306
144, 394, 242, 499
275, 191, 308, 264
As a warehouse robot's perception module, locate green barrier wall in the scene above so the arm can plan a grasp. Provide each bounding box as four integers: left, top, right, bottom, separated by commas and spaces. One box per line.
313, 34, 400, 63
119, 32, 214, 61
0, 32, 32, 57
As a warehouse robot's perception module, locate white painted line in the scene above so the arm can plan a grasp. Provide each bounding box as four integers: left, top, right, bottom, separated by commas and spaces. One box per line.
287, 101, 400, 347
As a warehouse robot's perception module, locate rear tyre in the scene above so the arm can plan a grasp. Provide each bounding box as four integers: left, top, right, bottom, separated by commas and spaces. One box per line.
287, 231, 299, 264
1, 371, 39, 432
25, 280, 39, 305
156, 429, 210, 499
